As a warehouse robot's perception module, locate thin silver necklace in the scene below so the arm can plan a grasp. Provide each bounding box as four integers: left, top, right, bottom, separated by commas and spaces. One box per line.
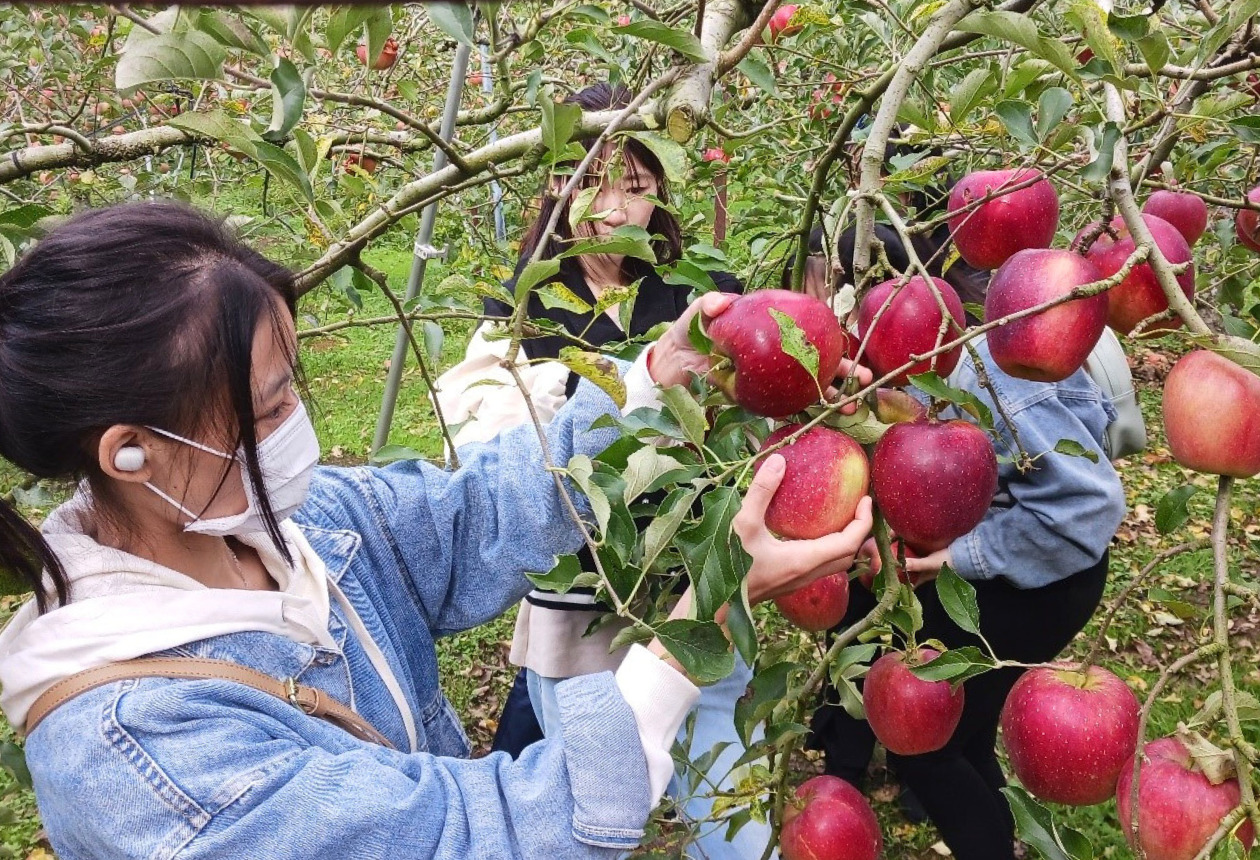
225, 541, 249, 590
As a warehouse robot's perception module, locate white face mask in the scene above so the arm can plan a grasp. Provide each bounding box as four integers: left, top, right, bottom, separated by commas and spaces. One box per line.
144, 399, 320, 536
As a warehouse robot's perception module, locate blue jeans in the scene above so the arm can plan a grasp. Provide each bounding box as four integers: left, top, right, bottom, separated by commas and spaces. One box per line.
528, 655, 777, 860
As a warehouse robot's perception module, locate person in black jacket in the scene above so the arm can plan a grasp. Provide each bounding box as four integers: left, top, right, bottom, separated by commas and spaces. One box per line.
435, 83, 765, 859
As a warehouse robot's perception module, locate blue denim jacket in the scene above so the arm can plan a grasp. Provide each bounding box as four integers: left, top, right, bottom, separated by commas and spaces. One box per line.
937, 338, 1126, 588
24, 381, 656, 860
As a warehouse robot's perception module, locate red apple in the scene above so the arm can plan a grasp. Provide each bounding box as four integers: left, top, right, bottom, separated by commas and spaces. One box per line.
947, 169, 1061, 270
857, 276, 966, 387
1143, 190, 1209, 246
780, 775, 882, 860
863, 648, 965, 755
774, 572, 850, 631
707, 290, 847, 418
767, 4, 802, 42
1117, 737, 1256, 860
1000, 665, 1140, 806
985, 248, 1108, 382
1078, 213, 1195, 336
616, 14, 632, 26
1236, 185, 1260, 253
756, 425, 870, 539
702, 147, 730, 164
343, 153, 379, 175
870, 419, 997, 554
872, 389, 927, 425
468, 72, 483, 86
357, 37, 398, 70
1162, 350, 1260, 478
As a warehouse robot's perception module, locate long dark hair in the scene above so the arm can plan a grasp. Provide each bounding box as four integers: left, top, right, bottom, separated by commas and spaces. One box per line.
517, 82, 684, 276
0, 201, 300, 613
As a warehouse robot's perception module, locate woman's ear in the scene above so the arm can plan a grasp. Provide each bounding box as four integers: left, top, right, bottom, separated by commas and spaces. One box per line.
98, 425, 152, 483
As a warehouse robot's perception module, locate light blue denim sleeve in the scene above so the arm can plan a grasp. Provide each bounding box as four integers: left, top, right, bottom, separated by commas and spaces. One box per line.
342, 376, 620, 637
28, 673, 651, 860
942, 344, 1126, 588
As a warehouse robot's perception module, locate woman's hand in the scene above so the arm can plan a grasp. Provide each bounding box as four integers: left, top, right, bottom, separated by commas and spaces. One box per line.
648, 293, 873, 415
902, 546, 952, 586
733, 454, 874, 604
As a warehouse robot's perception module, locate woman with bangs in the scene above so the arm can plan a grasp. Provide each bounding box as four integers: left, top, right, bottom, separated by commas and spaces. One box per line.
436, 83, 769, 859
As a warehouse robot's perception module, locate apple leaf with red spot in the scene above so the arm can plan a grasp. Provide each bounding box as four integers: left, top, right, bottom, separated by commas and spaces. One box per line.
768, 308, 820, 380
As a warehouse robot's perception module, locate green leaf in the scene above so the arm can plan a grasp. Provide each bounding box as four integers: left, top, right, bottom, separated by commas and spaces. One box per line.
369, 444, 427, 464
1196, 0, 1260, 68
658, 385, 708, 448
995, 100, 1038, 149
656, 619, 735, 685
0, 743, 31, 790
910, 646, 996, 683
909, 372, 994, 428
950, 68, 997, 121
675, 486, 750, 620
1036, 87, 1074, 141
1052, 439, 1100, 463
251, 140, 314, 203
364, 7, 392, 72
624, 131, 688, 185
688, 310, 713, 354
643, 487, 700, 572
420, 320, 444, 365
1002, 786, 1094, 860
195, 10, 269, 55
325, 7, 376, 54
957, 10, 1078, 81
427, 2, 475, 47
538, 282, 593, 314
567, 455, 611, 533
935, 565, 981, 636
541, 97, 583, 163
1135, 31, 1170, 74
622, 446, 686, 502
526, 554, 584, 593
614, 20, 707, 62
562, 232, 657, 264
292, 127, 319, 177
1156, 484, 1199, 535
1066, 0, 1123, 76
1229, 117, 1260, 145
567, 185, 600, 233
115, 31, 226, 96
725, 579, 758, 669
558, 348, 626, 409
1107, 12, 1150, 41
1080, 121, 1121, 183
514, 259, 561, 304
738, 54, 778, 95
768, 309, 820, 380
264, 57, 306, 142
734, 661, 796, 746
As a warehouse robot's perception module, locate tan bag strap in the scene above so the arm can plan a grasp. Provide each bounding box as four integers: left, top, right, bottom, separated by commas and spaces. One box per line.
25, 657, 395, 749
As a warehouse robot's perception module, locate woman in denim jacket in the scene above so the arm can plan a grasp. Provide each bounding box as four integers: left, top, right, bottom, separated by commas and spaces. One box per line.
0, 202, 873, 860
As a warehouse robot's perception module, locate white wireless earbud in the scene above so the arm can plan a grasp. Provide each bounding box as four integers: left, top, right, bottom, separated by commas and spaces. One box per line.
113, 446, 146, 473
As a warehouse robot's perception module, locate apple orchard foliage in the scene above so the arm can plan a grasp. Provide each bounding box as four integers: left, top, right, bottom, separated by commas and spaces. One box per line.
3, 1, 1260, 856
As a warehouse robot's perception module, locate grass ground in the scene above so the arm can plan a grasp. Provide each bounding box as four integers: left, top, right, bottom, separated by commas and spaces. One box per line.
0, 235, 1256, 859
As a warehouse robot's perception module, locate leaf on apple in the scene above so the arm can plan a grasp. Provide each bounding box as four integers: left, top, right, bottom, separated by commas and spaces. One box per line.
936, 565, 981, 635
1154, 483, 1199, 534
1001, 786, 1094, 860
769, 308, 821, 380
909, 646, 995, 683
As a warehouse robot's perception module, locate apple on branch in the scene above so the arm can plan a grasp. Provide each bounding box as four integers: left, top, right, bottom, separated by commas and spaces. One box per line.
856, 276, 966, 387
1236, 185, 1260, 252
780, 775, 882, 860
1162, 349, 1260, 478
999, 665, 1140, 806
863, 647, 965, 755
1143, 189, 1209, 247
947, 168, 1060, 270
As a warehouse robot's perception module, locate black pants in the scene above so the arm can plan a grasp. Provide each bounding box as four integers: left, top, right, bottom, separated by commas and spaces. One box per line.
491, 667, 544, 756
809, 553, 1109, 860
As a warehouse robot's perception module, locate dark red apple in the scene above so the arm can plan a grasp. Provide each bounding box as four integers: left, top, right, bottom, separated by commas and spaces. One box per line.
872, 389, 927, 425
1237, 186, 1260, 253
767, 4, 802, 42
707, 290, 847, 418
780, 775, 882, 860
702, 147, 730, 164
1162, 350, 1260, 478
947, 169, 1060, 270
1078, 213, 1195, 336
870, 419, 997, 554
1117, 737, 1256, 860
1000, 665, 1140, 806
756, 425, 870, 539
856, 276, 965, 387
357, 37, 398, 70
1143, 190, 1209, 246
985, 248, 1108, 382
863, 647, 965, 755
774, 572, 850, 632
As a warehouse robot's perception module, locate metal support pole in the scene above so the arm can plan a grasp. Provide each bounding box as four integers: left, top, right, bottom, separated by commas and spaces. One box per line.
371, 41, 472, 455
480, 42, 507, 243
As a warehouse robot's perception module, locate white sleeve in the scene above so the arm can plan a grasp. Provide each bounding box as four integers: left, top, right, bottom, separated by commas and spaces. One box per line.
613, 645, 701, 804
620, 346, 665, 416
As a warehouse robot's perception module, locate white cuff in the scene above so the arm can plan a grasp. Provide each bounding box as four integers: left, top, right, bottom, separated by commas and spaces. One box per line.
621, 347, 664, 416
614, 644, 700, 805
